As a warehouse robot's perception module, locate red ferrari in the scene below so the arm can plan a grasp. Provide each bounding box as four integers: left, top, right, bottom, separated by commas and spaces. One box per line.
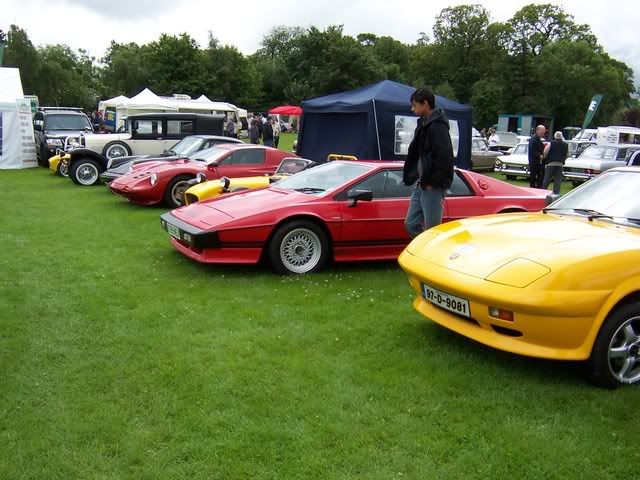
160, 161, 549, 274
108, 144, 292, 208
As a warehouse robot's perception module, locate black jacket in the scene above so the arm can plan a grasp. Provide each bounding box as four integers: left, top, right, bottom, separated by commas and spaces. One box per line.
402, 108, 454, 189
263, 122, 274, 142
528, 135, 545, 164
545, 139, 569, 164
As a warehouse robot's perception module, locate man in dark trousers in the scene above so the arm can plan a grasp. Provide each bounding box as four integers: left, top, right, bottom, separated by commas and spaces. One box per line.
528, 125, 546, 188
262, 116, 274, 147
403, 87, 454, 237
542, 131, 569, 194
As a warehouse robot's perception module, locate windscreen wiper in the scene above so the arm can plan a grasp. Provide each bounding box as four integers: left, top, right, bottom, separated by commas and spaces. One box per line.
573, 208, 614, 222
294, 187, 325, 193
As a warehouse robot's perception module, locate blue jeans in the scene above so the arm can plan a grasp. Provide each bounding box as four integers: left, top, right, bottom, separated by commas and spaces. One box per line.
263, 139, 273, 147
405, 186, 446, 237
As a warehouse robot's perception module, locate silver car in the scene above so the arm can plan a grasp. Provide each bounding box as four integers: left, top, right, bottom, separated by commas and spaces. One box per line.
471, 138, 503, 171
563, 145, 631, 186
493, 142, 530, 180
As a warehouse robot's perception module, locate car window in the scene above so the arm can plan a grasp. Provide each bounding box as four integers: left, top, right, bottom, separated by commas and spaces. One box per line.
383, 169, 413, 198
132, 120, 161, 137
616, 148, 627, 161
229, 149, 265, 165
447, 172, 473, 196
512, 144, 528, 155
167, 120, 194, 136
348, 171, 387, 198
45, 114, 92, 131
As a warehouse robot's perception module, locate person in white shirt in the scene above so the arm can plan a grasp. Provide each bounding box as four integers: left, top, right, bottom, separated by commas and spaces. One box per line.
488, 128, 500, 151
272, 117, 281, 148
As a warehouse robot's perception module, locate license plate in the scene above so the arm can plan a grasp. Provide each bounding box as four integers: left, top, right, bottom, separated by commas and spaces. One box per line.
166, 222, 181, 239
421, 283, 470, 318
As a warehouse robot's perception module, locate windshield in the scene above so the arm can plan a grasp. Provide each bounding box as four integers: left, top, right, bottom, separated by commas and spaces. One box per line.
275, 161, 372, 194
46, 114, 91, 131
187, 146, 229, 164
573, 130, 595, 141
579, 146, 617, 160
548, 170, 640, 225
171, 137, 203, 156
275, 158, 314, 175
512, 144, 528, 155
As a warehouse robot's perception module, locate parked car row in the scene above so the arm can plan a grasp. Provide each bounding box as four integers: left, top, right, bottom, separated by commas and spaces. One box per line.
36, 112, 640, 387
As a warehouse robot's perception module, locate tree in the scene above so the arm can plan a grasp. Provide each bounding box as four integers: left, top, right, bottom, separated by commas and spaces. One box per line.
413, 5, 494, 103
100, 41, 150, 97
204, 34, 261, 107
144, 33, 205, 96
3, 25, 40, 95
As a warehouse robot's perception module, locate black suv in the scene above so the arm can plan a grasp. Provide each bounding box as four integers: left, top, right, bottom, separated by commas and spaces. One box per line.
33, 107, 95, 167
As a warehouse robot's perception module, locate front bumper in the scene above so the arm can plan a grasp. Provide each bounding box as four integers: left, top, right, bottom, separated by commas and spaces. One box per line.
160, 213, 261, 264
398, 250, 607, 361
562, 169, 593, 182
494, 164, 530, 177
108, 182, 162, 205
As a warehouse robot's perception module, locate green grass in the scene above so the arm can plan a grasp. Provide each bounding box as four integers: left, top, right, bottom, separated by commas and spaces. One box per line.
0, 167, 637, 480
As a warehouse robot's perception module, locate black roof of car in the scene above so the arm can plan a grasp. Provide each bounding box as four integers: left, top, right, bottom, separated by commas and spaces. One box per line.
126, 112, 226, 121
38, 108, 87, 115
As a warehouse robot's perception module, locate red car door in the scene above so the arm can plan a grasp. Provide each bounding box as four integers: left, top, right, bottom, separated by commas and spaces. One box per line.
334, 168, 412, 260
443, 171, 485, 221
212, 148, 273, 178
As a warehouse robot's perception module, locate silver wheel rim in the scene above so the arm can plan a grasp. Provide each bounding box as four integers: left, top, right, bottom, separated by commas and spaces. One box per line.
76, 163, 99, 185
607, 315, 640, 384
59, 162, 69, 177
279, 228, 321, 274
106, 145, 128, 159
171, 181, 190, 206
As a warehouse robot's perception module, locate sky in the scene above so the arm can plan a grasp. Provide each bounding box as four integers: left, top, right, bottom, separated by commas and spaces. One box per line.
4, 0, 640, 87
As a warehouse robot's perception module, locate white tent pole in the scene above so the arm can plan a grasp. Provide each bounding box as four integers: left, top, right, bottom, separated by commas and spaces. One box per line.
372, 99, 382, 159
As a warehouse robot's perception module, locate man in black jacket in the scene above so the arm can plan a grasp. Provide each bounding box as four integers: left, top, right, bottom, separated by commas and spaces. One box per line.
528, 125, 546, 188
403, 88, 454, 237
542, 131, 569, 194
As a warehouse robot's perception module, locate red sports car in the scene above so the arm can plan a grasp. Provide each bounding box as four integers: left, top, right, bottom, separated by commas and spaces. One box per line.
108, 144, 292, 208
160, 161, 549, 274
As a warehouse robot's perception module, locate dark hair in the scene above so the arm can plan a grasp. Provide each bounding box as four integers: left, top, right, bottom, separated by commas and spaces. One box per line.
410, 88, 435, 109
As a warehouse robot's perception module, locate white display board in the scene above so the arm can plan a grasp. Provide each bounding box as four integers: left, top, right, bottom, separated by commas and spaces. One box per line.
394, 115, 459, 156
0, 100, 37, 169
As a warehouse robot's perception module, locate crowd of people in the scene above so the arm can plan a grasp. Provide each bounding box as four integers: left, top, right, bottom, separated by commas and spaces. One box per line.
245, 113, 281, 147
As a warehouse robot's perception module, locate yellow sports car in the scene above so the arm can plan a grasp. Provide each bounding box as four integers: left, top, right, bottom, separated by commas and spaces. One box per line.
48, 153, 71, 177
183, 157, 315, 205
399, 167, 640, 388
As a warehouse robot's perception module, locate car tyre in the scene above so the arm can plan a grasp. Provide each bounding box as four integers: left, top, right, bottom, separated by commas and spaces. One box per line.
57, 159, 69, 178
588, 303, 640, 388
269, 220, 329, 274
164, 174, 193, 208
103, 141, 132, 160
70, 158, 101, 186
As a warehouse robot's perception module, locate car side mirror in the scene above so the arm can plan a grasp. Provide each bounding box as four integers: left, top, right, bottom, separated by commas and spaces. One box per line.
545, 193, 560, 206
347, 189, 373, 207
93, 123, 100, 133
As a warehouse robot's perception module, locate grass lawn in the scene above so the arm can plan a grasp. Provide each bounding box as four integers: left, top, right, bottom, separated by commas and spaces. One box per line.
0, 165, 637, 479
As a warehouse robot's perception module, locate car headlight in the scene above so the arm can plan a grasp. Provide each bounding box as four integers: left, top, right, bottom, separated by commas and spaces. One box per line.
46, 138, 63, 147
150, 173, 158, 186
494, 159, 503, 168
196, 172, 207, 183
220, 176, 230, 190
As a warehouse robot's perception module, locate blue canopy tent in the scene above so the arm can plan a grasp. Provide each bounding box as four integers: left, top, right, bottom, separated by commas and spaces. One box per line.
297, 80, 473, 169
